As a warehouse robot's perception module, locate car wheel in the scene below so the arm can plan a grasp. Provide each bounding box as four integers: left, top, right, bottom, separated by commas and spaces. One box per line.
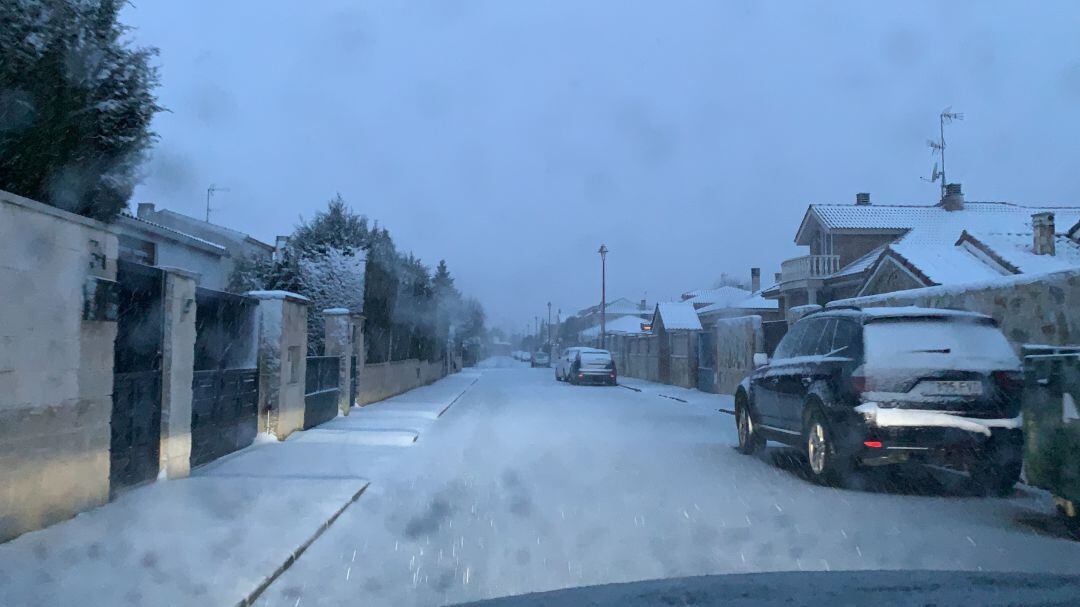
735, 392, 765, 455
803, 407, 849, 486
970, 440, 1023, 497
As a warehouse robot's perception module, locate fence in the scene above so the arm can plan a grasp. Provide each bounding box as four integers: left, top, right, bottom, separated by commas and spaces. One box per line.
304, 355, 341, 429
1022, 345, 1080, 516
714, 315, 765, 395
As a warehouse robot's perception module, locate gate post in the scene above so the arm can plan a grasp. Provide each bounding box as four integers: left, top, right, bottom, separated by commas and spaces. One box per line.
159, 268, 198, 479
323, 308, 352, 416
249, 291, 310, 439
350, 312, 366, 405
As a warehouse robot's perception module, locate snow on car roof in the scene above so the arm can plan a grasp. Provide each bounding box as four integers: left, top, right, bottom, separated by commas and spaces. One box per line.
854, 306, 993, 321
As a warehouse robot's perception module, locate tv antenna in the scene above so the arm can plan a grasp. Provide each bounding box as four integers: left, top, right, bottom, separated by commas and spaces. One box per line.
923, 108, 963, 199
205, 184, 230, 222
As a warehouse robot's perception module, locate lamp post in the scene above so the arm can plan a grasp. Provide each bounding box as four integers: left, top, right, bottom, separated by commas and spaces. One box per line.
598, 244, 608, 349
546, 302, 552, 351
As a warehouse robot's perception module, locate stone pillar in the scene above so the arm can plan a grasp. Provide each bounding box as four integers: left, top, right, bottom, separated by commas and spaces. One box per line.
350, 312, 366, 406
158, 268, 198, 479
323, 308, 352, 416
249, 291, 310, 439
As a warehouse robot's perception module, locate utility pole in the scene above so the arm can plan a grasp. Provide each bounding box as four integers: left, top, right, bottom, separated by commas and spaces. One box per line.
205, 184, 230, 222
546, 302, 552, 351
598, 244, 608, 350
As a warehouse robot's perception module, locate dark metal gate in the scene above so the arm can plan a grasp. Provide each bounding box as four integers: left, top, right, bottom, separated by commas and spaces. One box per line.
190, 288, 259, 467
349, 355, 358, 407
110, 260, 164, 497
697, 330, 716, 393
304, 355, 341, 429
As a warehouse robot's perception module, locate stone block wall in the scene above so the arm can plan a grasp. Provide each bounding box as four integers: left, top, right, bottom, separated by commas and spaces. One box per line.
251, 292, 309, 439
833, 270, 1080, 350
0, 191, 118, 542
356, 358, 449, 406
714, 315, 764, 396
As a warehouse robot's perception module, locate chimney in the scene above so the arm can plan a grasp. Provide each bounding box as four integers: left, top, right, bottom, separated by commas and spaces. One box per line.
137, 202, 155, 218
639, 298, 647, 310
855, 192, 870, 206
941, 183, 964, 211
273, 235, 289, 261
750, 267, 761, 293
1032, 212, 1056, 256
774, 271, 782, 284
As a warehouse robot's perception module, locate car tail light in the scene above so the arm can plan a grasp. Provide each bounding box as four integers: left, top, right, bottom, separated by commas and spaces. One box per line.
992, 370, 1023, 393
851, 374, 868, 394
863, 440, 883, 448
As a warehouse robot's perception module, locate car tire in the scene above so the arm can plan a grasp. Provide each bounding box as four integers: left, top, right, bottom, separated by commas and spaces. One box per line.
970, 439, 1023, 497
736, 392, 765, 455
803, 407, 849, 487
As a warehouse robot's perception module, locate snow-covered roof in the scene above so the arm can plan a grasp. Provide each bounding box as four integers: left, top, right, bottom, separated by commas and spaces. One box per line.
961, 231, 1080, 275
797, 201, 1080, 246
831, 244, 888, 279
696, 292, 778, 314
118, 213, 228, 255
854, 306, 994, 321
576, 297, 649, 318
579, 315, 650, 338
680, 286, 751, 306
886, 240, 1004, 285
653, 302, 703, 331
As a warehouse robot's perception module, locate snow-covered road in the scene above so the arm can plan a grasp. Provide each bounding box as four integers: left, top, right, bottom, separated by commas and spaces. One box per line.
258, 357, 1080, 606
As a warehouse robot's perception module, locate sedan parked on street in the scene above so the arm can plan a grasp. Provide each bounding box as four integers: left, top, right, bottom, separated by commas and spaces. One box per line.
562, 348, 617, 385
531, 351, 551, 367
734, 306, 1024, 494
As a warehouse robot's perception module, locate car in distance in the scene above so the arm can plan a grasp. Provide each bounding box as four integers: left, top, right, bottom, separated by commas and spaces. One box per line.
566, 348, 617, 386
531, 351, 551, 367
734, 306, 1023, 494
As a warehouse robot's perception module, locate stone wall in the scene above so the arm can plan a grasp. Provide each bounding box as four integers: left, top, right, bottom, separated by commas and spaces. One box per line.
833, 269, 1080, 349
0, 191, 118, 542
356, 358, 449, 406
714, 315, 764, 396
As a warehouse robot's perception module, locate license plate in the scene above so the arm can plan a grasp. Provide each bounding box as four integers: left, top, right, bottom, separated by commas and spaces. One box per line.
923, 380, 983, 396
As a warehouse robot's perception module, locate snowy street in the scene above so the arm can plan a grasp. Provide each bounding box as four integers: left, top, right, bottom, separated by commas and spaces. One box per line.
255, 357, 1080, 606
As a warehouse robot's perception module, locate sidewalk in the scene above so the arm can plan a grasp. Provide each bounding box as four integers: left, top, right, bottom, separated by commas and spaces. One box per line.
0, 370, 479, 607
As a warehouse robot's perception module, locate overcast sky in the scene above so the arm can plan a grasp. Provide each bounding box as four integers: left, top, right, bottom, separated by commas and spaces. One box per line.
122, 0, 1080, 335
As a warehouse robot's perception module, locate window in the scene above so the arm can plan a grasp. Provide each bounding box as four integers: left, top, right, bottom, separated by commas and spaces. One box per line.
811, 318, 838, 356
773, 321, 807, 360
832, 320, 863, 360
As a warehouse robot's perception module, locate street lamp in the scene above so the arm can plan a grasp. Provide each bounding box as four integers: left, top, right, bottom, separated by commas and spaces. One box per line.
598, 244, 608, 350
547, 302, 552, 351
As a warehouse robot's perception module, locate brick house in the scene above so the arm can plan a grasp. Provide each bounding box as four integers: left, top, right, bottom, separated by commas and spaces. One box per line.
763, 185, 1080, 313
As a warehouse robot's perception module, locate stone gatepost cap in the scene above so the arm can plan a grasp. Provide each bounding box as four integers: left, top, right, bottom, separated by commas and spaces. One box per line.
323, 307, 351, 315
246, 290, 312, 305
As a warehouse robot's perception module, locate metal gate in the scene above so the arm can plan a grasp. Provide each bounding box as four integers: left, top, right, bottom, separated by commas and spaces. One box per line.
110, 260, 164, 497
304, 355, 341, 429
189, 288, 259, 467
349, 355, 358, 407
697, 330, 716, 393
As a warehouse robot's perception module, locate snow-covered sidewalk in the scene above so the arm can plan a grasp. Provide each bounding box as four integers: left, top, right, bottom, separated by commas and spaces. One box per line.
0, 370, 479, 607
616, 376, 736, 414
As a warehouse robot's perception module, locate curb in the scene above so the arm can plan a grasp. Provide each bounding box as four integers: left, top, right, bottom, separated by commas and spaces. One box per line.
437, 376, 480, 418
236, 482, 369, 607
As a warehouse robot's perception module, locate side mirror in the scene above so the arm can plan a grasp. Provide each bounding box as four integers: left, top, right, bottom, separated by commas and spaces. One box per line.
753, 352, 769, 367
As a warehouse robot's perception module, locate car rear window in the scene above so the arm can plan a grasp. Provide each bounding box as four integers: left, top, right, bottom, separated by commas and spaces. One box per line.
863, 317, 1019, 371
580, 352, 612, 364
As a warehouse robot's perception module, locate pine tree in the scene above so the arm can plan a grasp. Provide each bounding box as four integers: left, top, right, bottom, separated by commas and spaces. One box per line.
0, 0, 163, 220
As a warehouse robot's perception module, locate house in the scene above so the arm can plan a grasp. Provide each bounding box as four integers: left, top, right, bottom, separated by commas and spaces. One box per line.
651, 302, 702, 388
576, 296, 651, 326
112, 203, 274, 291
763, 185, 1080, 313
681, 268, 782, 327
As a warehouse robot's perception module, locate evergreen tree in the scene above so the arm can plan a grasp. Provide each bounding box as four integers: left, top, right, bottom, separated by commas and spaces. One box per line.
0, 0, 163, 220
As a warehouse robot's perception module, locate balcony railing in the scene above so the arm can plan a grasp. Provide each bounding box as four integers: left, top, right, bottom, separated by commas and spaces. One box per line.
780, 254, 840, 283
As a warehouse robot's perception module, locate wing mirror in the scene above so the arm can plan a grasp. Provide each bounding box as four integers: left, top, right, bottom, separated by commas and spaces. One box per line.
753, 352, 769, 367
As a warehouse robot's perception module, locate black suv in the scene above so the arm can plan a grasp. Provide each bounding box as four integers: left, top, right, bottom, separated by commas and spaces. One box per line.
734, 306, 1024, 494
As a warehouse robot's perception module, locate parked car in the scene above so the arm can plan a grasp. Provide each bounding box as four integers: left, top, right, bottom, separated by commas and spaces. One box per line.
734, 306, 1024, 494
555, 347, 587, 381
531, 351, 551, 367
564, 348, 617, 385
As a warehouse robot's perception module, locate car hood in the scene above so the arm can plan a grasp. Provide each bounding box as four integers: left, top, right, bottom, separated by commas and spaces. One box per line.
449, 570, 1080, 607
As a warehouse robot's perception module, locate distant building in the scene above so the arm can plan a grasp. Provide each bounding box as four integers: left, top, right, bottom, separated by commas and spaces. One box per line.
112, 203, 274, 291
763, 186, 1080, 313
681, 268, 781, 327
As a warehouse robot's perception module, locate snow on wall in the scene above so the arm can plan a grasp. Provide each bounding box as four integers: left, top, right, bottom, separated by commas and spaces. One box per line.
714, 315, 764, 396
834, 269, 1080, 350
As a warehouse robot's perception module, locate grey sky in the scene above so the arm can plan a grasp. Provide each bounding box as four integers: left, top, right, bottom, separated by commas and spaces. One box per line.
122, 0, 1080, 335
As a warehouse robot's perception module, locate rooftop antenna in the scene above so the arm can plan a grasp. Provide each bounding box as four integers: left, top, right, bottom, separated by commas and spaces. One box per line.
924, 107, 963, 199
205, 184, 231, 222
